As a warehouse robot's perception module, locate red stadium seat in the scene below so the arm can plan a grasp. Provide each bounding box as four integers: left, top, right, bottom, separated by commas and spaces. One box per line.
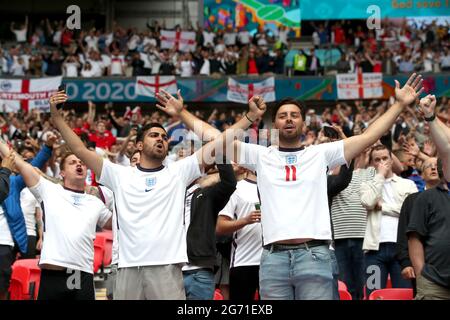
93, 235, 106, 273
338, 280, 348, 291
339, 289, 352, 300
97, 231, 113, 267
214, 289, 224, 300
368, 288, 414, 300
386, 275, 392, 288
9, 266, 31, 300
9, 259, 41, 300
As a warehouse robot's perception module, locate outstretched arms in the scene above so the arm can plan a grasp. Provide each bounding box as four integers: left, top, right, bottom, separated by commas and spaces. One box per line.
156, 89, 221, 142
49, 92, 104, 177
343, 73, 424, 163
156, 89, 267, 170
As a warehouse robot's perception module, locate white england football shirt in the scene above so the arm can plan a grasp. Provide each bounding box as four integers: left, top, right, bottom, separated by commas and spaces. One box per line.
29, 177, 112, 274
20, 188, 40, 237
98, 154, 201, 268
239, 141, 347, 245
219, 179, 263, 268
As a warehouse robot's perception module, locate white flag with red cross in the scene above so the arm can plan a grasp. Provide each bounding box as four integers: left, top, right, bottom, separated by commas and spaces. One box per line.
160, 30, 196, 52
227, 77, 276, 104
0, 76, 62, 112
336, 72, 383, 99
135, 76, 178, 97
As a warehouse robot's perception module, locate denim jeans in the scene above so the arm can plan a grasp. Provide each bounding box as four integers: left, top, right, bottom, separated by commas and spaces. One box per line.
364, 242, 412, 297
183, 268, 215, 300
334, 238, 365, 300
259, 244, 334, 300
330, 249, 340, 300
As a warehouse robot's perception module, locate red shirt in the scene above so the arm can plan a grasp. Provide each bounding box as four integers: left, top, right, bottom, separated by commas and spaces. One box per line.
88, 130, 116, 150
248, 58, 258, 75
373, 62, 382, 73
334, 27, 345, 44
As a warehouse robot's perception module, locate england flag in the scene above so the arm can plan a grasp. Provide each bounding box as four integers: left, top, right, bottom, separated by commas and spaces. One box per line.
135, 76, 178, 97
227, 77, 276, 104
0, 76, 62, 112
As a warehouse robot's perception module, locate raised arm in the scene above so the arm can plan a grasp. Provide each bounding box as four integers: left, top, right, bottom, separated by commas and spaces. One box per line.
344, 73, 424, 163
419, 94, 450, 180
0, 141, 40, 189
195, 96, 266, 170
0, 152, 14, 203
87, 101, 96, 127
156, 89, 221, 141
49, 92, 103, 177
156, 90, 266, 170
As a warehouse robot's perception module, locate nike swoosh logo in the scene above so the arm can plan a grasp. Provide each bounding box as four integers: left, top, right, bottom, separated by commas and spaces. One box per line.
145, 189, 153, 192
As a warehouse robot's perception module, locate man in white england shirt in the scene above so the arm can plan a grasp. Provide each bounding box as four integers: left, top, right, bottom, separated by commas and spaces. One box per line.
10, 151, 112, 300
229, 73, 424, 299
48, 89, 266, 300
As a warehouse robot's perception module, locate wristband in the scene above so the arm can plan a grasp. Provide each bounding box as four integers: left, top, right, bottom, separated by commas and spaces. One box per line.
424, 114, 435, 122
245, 113, 254, 123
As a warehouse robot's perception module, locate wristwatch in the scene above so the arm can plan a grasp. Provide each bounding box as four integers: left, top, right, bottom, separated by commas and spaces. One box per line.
424, 113, 436, 122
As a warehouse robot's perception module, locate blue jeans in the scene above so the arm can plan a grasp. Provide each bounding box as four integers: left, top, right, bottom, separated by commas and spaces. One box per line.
183, 268, 215, 300
330, 249, 340, 300
364, 242, 412, 297
334, 238, 365, 300
259, 244, 334, 300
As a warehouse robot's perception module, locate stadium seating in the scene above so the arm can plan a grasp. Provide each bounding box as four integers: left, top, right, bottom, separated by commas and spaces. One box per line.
9, 259, 41, 300
339, 289, 353, 300
213, 289, 224, 300
368, 288, 414, 300
338, 280, 348, 291
96, 231, 113, 267
93, 235, 106, 273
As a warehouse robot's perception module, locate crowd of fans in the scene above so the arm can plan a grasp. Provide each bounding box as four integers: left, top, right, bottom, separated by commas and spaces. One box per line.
0, 16, 449, 78
1, 95, 449, 180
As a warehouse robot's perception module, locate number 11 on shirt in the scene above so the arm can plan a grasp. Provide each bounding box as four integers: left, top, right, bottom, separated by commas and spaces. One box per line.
285, 165, 297, 181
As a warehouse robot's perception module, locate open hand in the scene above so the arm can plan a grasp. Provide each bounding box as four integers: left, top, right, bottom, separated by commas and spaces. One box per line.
394, 73, 424, 108
155, 89, 184, 116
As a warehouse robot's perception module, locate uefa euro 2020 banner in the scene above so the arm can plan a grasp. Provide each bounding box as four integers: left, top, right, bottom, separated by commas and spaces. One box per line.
203, 0, 448, 34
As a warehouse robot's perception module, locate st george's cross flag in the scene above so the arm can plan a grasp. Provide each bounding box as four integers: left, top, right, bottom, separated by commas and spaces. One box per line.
336, 72, 383, 99
160, 30, 196, 52
227, 77, 276, 104
135, 76, 178, 97
0, 76, 62, 112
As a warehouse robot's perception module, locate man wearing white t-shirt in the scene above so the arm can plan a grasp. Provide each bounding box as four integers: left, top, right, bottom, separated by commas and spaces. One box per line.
217, 170, 263, 300
229, 73, 423, 299
12, 152, 112, 300
10, 16, 28, 43
49, 89, 266, 300
361, 145, 417, 296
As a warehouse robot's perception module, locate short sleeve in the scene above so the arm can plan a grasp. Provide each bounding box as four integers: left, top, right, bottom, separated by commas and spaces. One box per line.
406, 193, 429, 238
169, 154, 201, 186
316, 140, 347, 169
28, 176, 53, 203
98, 159, 125, 191
238, 142, 265, 172
218, 193, 238, 219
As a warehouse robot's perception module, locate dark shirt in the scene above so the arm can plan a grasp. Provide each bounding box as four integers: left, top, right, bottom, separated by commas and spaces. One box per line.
0, 168, 12, 203
407, 185, 450, 288
396, 192, 420, 269
159, 62, 175, 75
131, 59, 145, 76
187, 164, 237, 267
